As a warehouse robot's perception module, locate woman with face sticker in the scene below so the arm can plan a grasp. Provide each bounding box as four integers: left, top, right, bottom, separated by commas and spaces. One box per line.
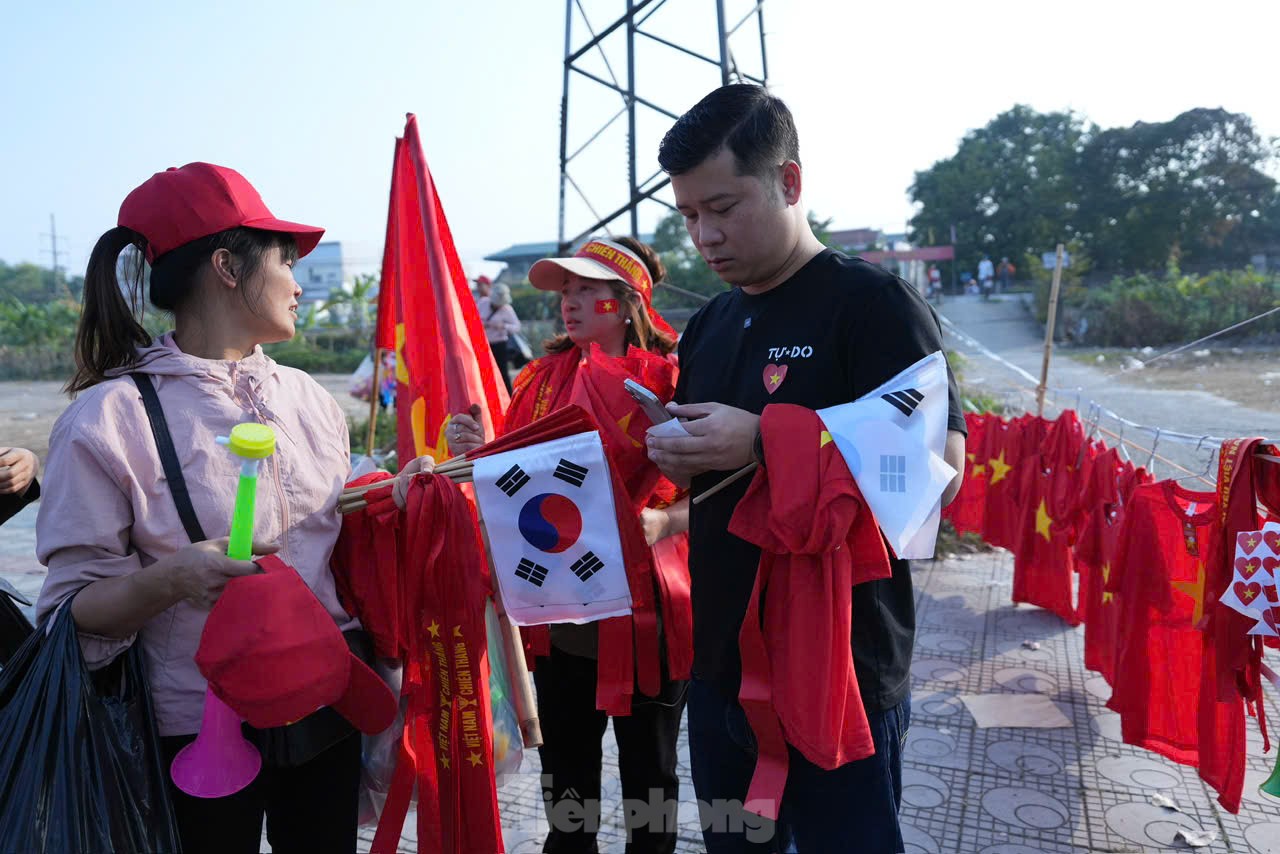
448, 236, 691, 854
34, 163, 429, 854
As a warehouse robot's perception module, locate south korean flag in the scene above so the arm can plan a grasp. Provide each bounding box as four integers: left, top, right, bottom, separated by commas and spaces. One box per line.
817, 351, 957, 559
474, 431, 633, 626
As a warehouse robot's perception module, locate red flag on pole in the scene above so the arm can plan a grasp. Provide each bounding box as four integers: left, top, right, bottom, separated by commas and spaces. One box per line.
377, 114, 508, 464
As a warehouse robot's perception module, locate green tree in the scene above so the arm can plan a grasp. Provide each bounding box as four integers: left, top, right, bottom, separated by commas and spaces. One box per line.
0, 260, 81, 303
651, 211, 728, 309
909, 105, 1093, 272
1074, 107, 1280, 271
321, 273, 378, 331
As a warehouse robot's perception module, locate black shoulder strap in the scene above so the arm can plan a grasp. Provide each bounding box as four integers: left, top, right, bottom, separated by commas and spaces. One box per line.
130, 373, 207, 543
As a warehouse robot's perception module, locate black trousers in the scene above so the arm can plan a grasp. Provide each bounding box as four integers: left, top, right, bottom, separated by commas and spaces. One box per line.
490, 339, 514, 393
533, 645, 688, 854
160, 730, 362, 854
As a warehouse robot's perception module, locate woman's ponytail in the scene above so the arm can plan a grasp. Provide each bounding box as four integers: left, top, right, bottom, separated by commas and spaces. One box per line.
66, 227, 152, 395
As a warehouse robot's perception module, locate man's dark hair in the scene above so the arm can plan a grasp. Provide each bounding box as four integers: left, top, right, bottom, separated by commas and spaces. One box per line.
658, 83, 800, 179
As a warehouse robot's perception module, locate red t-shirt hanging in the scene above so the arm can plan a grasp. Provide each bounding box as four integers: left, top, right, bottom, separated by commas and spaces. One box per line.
944, 411, 989, 536
1010, 411, 1083, 624
1108, 481, 1219, 768
982, 415, 1036, 549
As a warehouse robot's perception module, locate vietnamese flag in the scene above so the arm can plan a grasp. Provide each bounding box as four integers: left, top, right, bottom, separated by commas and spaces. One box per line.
376, 114, 508, 465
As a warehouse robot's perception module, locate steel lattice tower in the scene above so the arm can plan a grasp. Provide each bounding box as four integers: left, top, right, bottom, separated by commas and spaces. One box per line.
557, 0, 768, 252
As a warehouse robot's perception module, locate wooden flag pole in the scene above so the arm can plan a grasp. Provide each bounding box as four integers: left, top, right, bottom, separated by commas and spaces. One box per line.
366, 347, 382, 457
478, 519, 543, 749
1036, 244, 1066, 418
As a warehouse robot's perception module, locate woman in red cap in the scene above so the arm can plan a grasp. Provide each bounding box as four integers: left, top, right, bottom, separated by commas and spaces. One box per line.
35, 163, 426, 854
449, 236, 692, 854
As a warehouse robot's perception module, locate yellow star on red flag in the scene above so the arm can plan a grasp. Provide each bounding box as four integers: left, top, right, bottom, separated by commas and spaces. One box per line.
468, 751, 484, 768
988, 451, 1012, 485
1101, 563, 1114, 604
1171, 561, 1207, 625
1034, 498, 1053, 542
617, 411, 644, 448
427, 620, 441, 638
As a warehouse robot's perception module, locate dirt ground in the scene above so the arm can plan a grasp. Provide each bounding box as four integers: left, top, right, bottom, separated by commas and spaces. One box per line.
1068, 348, 1280, 414
0, 374, 364, 463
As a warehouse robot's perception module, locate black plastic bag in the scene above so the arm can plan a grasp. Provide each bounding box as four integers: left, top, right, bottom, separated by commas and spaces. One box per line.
0, 579, 34, 667
0, 603, 182, 852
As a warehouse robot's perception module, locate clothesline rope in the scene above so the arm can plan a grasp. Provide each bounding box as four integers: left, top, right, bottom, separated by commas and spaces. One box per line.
940, 313, 1275, 451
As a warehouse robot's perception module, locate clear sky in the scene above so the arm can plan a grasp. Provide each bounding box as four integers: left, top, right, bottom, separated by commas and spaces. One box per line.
3, 0, 1278, 280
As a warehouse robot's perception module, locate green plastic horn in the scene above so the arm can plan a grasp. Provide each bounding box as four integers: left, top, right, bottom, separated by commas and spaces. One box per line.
217, 423, 276, 560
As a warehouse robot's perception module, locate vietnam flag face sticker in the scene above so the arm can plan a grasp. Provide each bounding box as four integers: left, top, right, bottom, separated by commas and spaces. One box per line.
595, 299, 619, 314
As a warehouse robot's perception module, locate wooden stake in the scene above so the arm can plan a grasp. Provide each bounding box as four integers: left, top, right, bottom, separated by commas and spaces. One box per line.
1036, 244, 1066, 418
366, 347, 382, 457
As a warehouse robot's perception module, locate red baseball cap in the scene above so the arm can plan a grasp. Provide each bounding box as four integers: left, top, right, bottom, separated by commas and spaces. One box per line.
119, 162, 325, 263
195, 555, 396, 734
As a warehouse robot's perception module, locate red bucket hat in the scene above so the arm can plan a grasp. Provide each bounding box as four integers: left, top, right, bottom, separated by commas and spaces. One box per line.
195, 555, 396, 734
119, 162, 325, 263
528, 238, 676, 338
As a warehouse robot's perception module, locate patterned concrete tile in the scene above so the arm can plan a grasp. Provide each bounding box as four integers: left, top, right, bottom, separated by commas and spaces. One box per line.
903, 720, 978, 772
900, 763, 968, 852
910, 687, 970, 725
970, 728, 1080, 780
1213, 771, 1280, 854
1082, 787, 1221, 853
988, 602, 1077, 643
915, 627, 984, 659
962, 769, 1091, 850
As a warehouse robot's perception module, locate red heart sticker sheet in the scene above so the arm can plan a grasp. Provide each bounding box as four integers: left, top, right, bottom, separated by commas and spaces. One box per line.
1222, 523, 1279, 620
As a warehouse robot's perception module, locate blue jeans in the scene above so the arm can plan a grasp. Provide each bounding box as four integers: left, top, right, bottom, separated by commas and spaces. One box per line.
686, 679, 911, 854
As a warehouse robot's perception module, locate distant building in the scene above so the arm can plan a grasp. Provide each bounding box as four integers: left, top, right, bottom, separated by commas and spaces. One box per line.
483, 240, 559, 286
293, 241, 344, 304
828, 227, 883, 252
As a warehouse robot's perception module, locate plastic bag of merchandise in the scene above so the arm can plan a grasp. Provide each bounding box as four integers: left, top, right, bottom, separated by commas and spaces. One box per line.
0, 604, 181, 852
485, 599, 523, 778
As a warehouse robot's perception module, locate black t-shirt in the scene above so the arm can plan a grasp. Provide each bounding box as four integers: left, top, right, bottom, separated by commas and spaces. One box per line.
674, 250, 966, 711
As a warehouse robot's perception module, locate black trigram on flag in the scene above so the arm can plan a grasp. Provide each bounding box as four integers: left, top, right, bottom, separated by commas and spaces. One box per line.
570, 551, 604, 581
881, 387, 924, 417
496, 464, 531, 497
515, 558, 550, 587
554, 458, 589, 488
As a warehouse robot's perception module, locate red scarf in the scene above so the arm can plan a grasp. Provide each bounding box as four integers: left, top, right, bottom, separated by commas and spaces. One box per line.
727, 405, 892, 820
338, 475, 502, 854
1201, 438, 1280, 812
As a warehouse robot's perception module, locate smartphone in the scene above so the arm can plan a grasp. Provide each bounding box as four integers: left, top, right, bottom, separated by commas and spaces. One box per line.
623, 378, 673, 425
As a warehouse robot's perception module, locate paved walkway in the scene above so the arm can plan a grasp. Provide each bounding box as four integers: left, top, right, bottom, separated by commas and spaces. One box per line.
5, 499, 1277, 852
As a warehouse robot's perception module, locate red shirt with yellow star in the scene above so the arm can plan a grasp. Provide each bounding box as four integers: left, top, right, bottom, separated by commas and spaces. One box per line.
1010, 411, 1085, 625
1108, 480, 1219, 767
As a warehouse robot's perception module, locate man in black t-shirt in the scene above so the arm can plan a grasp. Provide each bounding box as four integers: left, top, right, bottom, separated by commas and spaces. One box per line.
647, 85, 966, 854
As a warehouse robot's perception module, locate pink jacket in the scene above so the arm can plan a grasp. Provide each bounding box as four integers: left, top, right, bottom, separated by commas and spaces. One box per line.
36, 333, 355, 736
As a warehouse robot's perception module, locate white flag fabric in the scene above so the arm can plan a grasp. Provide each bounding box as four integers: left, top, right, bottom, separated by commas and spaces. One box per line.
473, 431, 633, 626
817, 351, 957, 559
